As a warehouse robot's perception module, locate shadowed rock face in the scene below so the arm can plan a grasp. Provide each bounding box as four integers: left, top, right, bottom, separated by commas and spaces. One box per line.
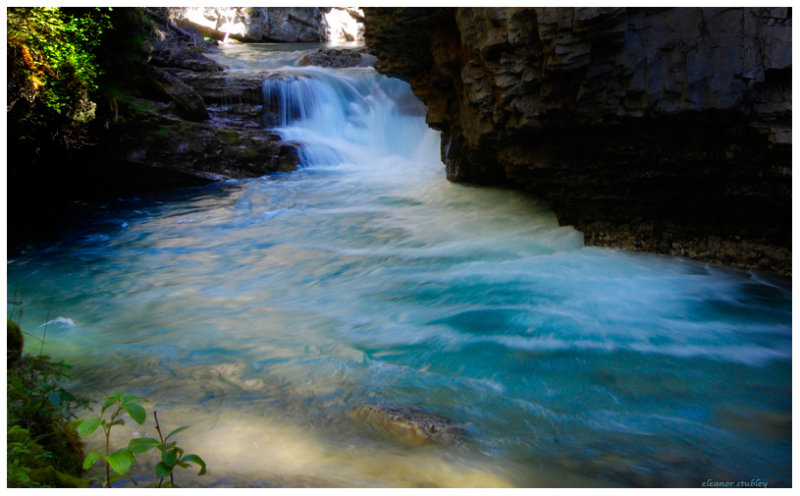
364, 7, 791, 276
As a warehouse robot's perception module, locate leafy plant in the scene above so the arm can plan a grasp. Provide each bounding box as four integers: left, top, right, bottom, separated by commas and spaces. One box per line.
75, 392, 206, 487
7, 7, 113, 121
76, 392, 144, 487
7, 354, 85, 428
7, 425, 54, 488
134, 410, 207, 487
7, 320, 89, 487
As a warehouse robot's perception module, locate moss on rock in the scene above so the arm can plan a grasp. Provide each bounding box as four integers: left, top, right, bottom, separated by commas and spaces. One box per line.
8, 319, 24, 367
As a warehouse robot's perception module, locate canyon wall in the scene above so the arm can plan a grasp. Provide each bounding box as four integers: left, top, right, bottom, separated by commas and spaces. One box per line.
364, 7, 792, 276
167, 7, 365, 44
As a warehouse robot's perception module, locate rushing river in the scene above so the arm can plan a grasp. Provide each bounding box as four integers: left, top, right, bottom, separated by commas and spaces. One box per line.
6, 44, 791, 488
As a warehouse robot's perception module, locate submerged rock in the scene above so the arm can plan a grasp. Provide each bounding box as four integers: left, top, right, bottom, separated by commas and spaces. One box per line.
298, 49, 369, 69
351, 404, 468, 446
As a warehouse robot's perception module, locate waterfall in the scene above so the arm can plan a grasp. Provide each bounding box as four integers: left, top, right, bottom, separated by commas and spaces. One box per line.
6, 43, 791, 488
261, 66, 435, 167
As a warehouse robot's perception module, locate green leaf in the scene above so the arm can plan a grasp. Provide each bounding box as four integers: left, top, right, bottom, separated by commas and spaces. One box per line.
77, 417, 101, 436
122, 394, 146, 406
128, 437, 160, 453
162, 448, 179, 468
124, 403, 146, 424
82, 451, 102, 470
101, 392, 123, 413
165, 425, 189, 441
155, 461, 172, 480
181, 454, 207, 476
108, 448, 135, 475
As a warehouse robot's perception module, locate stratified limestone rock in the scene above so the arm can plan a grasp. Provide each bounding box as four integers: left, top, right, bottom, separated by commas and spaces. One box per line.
325, 7, 366, 43
167, 7, 328, 43
364, 7, 791, 276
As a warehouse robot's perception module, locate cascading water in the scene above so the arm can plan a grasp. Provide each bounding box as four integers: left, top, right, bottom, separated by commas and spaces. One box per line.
6, 44, 791, 487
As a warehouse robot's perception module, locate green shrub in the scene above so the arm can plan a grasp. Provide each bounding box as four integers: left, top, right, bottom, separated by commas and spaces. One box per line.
75, 393, 206, 487
7, 7, 112, 122
6, 320, 89, 487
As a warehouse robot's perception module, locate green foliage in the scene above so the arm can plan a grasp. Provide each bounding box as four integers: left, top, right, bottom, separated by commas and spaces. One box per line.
7, 425, 52, 487
7, 425, 90, 488
75, 392, 148, 487
76, 393, 206, 487
7, 354, 87, 428
7, 319, 89, 487
7, 7, 113, 122
8, 319, 24, 366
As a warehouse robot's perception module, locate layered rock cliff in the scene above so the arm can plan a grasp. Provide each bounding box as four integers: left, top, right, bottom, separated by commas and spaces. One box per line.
364, 7, 792, 276
166, 7, 365, 44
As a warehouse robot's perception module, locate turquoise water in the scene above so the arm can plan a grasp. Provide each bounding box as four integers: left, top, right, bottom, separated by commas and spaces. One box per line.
6, 45, 791, 487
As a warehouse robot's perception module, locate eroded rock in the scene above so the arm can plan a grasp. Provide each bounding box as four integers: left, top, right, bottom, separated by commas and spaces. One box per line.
167, 7, 328, 43
298, 49, 367, 68
351, 404, 468, 446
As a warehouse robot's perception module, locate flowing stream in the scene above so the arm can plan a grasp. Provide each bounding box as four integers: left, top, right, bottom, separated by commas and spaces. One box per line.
6, 44, 791, 487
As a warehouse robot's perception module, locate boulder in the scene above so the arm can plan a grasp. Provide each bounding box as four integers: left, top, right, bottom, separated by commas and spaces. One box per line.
298, 49, 367, 68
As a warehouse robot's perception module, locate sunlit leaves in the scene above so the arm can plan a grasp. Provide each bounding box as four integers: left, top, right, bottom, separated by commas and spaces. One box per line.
123, 403, 146, 425
7, 7, 113, 121
181, 454, 207, 476
82, 451, 102, 470
76, 417, 101, 436
165, 426, 189, 441
75, 392, 207, 487
108, 449, 135, 475
101, 393, 123, 414
127, 437, 160, 454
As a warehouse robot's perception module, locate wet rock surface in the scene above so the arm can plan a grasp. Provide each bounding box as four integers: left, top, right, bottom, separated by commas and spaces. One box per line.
351, 404, 468, 446
364, 7, 792, 276
100, 98, 298, 181
99, 10, 301, 183
298, 48, 375, 68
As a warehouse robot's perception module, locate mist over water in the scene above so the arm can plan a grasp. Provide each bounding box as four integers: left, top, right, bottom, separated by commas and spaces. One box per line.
7, 44, 791, 487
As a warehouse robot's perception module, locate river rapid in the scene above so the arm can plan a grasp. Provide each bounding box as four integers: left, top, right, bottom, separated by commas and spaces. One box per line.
6, 43, 791, 487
